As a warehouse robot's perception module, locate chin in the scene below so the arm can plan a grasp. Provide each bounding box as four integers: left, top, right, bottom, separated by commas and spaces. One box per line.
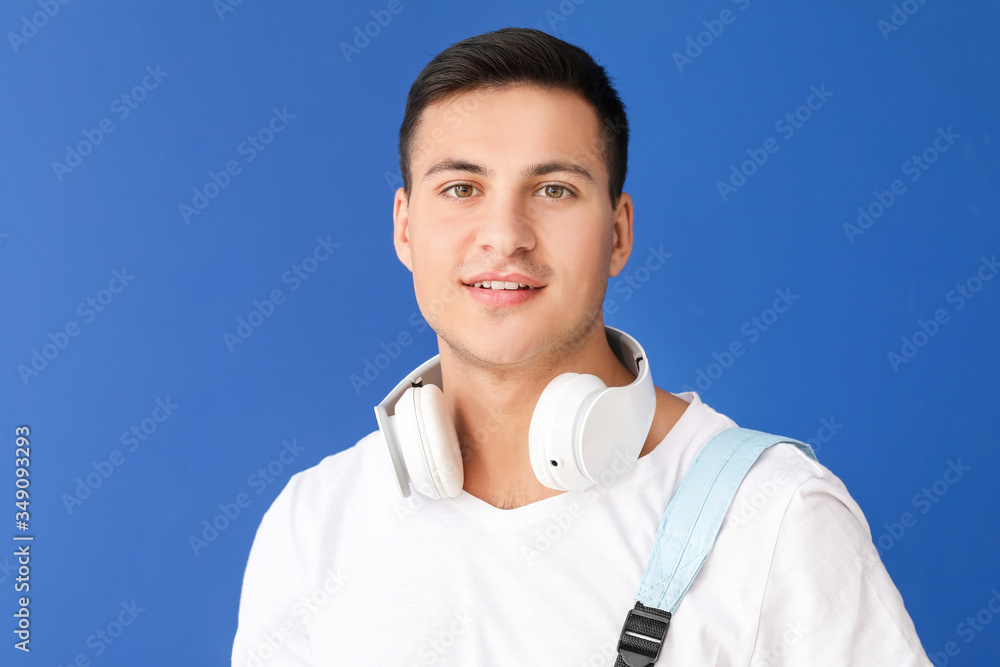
447, 331, 540, 369
475, 340, 535, 365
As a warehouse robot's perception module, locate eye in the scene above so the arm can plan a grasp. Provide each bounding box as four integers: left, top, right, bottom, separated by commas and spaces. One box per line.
442, 183, 481, 199
536, 184, 575, 199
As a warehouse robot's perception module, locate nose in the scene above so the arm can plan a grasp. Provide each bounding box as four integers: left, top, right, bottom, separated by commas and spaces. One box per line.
475, 190, 537, 257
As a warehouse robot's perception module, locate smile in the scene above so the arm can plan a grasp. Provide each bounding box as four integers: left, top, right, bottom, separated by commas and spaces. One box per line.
463, 282, 542, 306
468, 281, 535, 290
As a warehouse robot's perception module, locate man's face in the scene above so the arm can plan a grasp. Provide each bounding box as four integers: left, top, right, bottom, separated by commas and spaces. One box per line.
393, 84, 633, 372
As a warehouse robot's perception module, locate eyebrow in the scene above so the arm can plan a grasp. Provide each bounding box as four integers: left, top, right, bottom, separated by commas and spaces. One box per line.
420, 158, 595, 185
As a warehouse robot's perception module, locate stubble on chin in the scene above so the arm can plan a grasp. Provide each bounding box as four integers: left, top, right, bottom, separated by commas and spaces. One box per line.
434, 293, 606, 384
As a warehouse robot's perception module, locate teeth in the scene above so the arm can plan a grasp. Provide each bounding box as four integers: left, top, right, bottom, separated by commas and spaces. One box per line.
471, 281, 532, 290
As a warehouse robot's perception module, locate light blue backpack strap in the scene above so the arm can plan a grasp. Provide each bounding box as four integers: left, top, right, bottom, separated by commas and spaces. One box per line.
635, 427, 817, 612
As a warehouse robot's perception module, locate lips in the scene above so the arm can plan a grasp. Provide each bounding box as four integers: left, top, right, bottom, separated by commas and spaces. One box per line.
464, 283, 540, 307
469, 280, 531, 291
462, 272, 544, 289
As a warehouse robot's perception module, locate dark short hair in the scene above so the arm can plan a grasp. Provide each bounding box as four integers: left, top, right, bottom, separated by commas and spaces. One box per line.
398, 27, 629, 209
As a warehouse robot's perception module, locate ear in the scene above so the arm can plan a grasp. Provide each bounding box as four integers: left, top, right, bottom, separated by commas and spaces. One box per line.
393, 187, 413, 272
608, 192, 634, 278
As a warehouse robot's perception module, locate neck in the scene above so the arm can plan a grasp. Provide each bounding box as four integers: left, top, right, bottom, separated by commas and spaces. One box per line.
438, 324, 674, 510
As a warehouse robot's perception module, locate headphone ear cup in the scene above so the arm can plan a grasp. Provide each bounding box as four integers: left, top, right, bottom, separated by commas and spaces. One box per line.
529, 372, 607, 490
394, 384, 464, 499
529, 373, 577, 489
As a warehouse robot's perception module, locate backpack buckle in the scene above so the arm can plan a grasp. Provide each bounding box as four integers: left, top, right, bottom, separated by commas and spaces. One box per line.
616, 601, 671, 667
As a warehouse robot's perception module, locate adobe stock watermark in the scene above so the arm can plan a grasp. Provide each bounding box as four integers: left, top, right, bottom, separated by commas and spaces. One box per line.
350, 328, 419, 395
521, 446, 644, 565
874, 458, 970, 555
930, 587, 1000, 666
17, 267, 135, 386
716, 84, 834, 202
532, 0, 588, 35
223, 235, 339, 353
51, 66, 169, 182
456, 403, 515, 467
803, 415, 843, 456
725, 441, 816, 532
61, 397, 179, 515
750, 620, 808, 666
411, 611, 474, 666
7, 0, 73, 54
384, 94, 483, 193
340, 0, 409, 63
350, 281, 460, 396
0, 556, 17, 585
603, 245, 673, 315
887, 254, 997, 372
843, 126, 960, 243
188, 438, 305, 556
681, 287, 800, 394
672, 0, 751, 73
240, 567, 349, 667
577, 637, 620, 667
877, 0, 931, 41
354, 285, 621, 399
521, 502, 584, 565
393, 403, 512, 523
57, 600, 145, 666
179, 106, 296, 224
726, 470, 792, 532
213, 0, 245, 21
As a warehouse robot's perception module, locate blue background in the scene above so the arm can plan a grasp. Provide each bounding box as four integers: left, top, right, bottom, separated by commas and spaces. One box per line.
1, 0, 998, 664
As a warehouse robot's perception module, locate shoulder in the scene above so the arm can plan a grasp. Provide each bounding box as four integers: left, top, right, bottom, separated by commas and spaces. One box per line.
726, 437, 862, 543
691, 401, 899, 628
244, 427, 406, 586
676, 393, 864, 541
262, 428, 395, 528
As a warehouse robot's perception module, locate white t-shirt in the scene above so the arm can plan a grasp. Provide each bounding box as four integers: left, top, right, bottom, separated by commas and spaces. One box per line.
232, 391, 932, 666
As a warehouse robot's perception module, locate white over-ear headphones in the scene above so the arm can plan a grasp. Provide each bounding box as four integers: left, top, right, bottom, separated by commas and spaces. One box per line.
374, 326, 656, 499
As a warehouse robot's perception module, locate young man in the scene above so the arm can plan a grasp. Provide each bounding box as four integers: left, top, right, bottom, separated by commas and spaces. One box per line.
232, 28, 932, 665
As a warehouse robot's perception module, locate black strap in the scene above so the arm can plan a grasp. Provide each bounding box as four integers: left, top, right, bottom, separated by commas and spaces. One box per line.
614, 601, 671, 667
